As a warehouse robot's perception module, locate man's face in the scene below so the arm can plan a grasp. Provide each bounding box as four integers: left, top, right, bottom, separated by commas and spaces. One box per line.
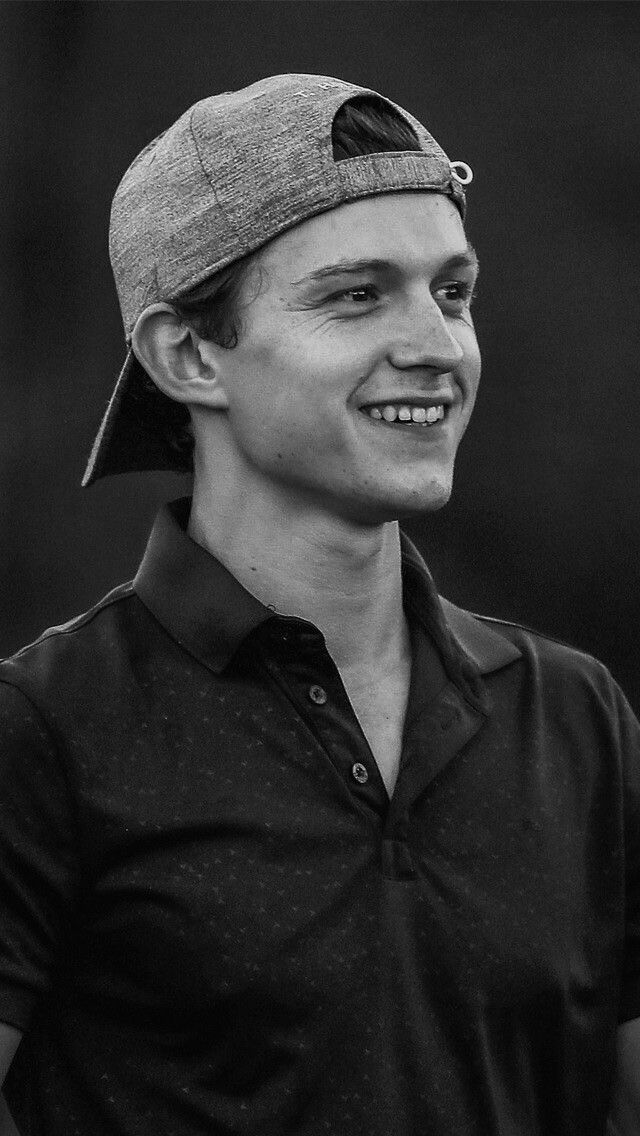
205, 191, 481, 525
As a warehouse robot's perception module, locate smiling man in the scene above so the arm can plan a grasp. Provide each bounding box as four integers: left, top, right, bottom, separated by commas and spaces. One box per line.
0, 74, 638, 1136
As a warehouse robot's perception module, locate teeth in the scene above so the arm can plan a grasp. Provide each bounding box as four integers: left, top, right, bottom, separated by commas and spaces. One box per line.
366, 403, 446, 425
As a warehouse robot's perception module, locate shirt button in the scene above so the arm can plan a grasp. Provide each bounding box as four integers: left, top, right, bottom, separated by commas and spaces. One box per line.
351, 762, 369, 785
308, 684, 328, 705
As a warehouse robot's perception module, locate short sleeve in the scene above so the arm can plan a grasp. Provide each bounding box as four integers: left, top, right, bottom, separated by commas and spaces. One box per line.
0, 679, 79, 1031
614, 678, 640, 1023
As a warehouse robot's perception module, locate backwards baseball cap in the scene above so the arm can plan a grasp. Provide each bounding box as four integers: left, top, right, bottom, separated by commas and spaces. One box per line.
82, 73, 472, 486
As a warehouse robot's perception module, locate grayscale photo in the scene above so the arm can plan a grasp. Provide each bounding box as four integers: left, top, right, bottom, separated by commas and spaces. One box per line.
0, 3, 639, 1134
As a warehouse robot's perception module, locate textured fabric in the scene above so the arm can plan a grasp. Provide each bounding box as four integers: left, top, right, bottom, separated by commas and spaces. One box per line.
110, 75, 466, 338
1, 499, 639, 1136
83, 73, 469, 486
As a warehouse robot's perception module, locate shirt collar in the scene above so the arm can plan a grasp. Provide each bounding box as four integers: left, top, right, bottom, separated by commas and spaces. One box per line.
134, 498, 521, 684
398, 531, 521, 679
134, 498, 271, 672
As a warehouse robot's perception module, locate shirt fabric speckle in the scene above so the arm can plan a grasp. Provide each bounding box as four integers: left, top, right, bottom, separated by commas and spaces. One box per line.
0, 497, 639, 1136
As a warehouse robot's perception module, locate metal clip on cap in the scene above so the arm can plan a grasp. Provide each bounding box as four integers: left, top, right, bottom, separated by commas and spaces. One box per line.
450, 160, 473, 185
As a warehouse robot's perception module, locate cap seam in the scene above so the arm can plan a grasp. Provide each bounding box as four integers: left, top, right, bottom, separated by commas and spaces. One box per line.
187, 103, 248, 258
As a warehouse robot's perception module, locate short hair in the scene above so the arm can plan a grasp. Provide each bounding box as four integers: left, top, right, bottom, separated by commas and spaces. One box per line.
140, 96, 424, 468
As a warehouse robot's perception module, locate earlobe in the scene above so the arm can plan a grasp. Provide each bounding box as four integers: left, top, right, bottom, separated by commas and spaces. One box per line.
131, 303, 229, 409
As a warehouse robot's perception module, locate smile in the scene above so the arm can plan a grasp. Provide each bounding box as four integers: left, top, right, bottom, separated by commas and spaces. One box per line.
361, 403, 447, 426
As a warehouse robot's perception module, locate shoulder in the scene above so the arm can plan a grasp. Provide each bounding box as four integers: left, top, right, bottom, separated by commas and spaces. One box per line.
440, 595, 629, 714
441, 594, 604, 672
0, 582, 145, 713
441, 601, 640, 792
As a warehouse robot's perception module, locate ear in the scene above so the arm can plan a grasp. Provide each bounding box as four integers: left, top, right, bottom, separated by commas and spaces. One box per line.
131, 303, 229, 410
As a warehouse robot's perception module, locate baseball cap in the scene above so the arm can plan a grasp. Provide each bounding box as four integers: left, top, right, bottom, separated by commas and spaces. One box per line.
82, 73, 472, 486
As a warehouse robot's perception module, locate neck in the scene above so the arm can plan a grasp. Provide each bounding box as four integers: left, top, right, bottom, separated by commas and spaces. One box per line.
187, 476, 408, 673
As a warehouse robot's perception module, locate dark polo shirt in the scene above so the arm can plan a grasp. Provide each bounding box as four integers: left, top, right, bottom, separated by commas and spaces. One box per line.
1, 498, 639, 1136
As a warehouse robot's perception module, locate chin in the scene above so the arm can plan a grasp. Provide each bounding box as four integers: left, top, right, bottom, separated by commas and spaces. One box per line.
395, 485, 453, 520
392, 470, 455, 517
342, 477, 454, 526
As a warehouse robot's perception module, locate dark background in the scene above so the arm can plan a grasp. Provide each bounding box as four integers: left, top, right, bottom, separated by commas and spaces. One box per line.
2, 1, 640, 706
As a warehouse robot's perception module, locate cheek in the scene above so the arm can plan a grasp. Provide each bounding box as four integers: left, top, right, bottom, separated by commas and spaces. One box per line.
230, 335, 349, 425
223, 352, 336, 469
461, 318, 481, 367
223, 320, 383, 469
467, 351, 482, 398
457, 327, 481, 395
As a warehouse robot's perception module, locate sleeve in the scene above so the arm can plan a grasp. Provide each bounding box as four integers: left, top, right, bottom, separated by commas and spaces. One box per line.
0, 679, 79, 1031
614, 678, 640, 1024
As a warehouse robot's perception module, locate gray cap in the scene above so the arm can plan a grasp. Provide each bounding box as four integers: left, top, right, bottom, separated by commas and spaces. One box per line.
83, 73, 471, 486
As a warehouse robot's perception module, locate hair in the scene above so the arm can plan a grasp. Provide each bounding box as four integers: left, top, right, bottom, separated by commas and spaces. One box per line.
143, 96, 423, 468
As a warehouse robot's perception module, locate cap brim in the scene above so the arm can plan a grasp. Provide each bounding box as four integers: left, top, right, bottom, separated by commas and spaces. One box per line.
82, 348, 191, 486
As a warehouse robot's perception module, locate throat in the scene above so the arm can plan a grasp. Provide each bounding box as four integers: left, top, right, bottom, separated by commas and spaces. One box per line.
339, 629, 412, 798
189, 490, 406, 662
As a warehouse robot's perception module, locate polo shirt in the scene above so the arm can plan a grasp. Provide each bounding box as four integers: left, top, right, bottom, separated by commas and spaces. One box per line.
1, 497, 639, 1136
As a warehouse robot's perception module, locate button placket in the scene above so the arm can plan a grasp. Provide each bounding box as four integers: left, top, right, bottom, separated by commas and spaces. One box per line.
259, 631, 389, 815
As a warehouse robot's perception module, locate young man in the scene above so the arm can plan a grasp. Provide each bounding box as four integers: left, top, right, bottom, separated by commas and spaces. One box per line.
0, 74, 638, 1136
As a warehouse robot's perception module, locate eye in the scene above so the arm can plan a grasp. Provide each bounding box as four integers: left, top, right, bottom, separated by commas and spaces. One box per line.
331, 284, 380, 304
434, 280, 477, 310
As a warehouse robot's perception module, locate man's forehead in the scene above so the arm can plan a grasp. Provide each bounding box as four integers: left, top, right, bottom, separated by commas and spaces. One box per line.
259, 191, 466, 269
258, 192, 470, 281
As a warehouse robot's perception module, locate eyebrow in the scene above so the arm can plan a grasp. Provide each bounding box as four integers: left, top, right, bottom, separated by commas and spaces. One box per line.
289, 244, 479, 287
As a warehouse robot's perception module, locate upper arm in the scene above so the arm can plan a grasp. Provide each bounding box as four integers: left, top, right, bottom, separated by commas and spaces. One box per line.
0, 1023, 21, 1087
607, 685, 640, 1133
0, 680, 78, 1031
607, 1018, 640, 1136
0, 1023, 22, 1136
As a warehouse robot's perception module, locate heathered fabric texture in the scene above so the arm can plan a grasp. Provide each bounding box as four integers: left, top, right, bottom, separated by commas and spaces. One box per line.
110, 74, 465, 337
82, 73, 468, 486
1, 499, 640, 1135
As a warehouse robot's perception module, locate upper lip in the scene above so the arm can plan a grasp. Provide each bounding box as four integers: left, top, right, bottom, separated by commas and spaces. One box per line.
358, 392, 455, 410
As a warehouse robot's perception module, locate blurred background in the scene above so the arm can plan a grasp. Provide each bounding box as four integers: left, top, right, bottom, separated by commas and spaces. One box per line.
1, 1, 640, 707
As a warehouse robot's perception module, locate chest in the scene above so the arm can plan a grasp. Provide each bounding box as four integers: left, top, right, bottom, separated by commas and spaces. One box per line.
66, 658, 620, 1055
74, 695, 615, 1023
340, 661, 411, 797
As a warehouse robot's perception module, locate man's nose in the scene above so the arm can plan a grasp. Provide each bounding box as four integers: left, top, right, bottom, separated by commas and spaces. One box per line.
388, 290, 464, 372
